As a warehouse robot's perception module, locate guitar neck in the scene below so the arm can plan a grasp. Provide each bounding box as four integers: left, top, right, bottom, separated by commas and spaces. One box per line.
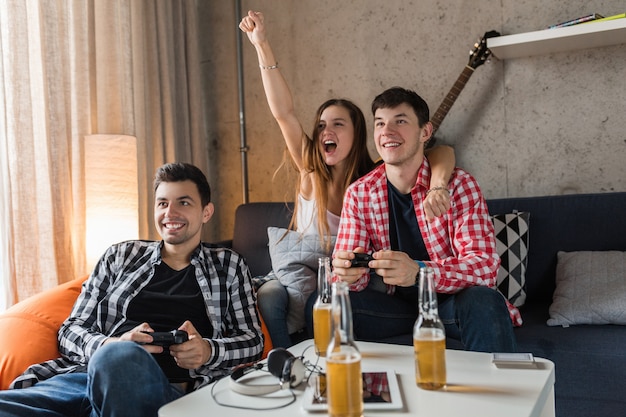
430, 65, 476, 135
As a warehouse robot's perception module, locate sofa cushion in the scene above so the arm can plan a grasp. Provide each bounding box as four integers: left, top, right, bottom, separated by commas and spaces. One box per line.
0, 276, 86, 390
491, 211, 530, 307
232, 202, 294, 278
547, 251, 626, 326
267, 227, 334, 334
515, 301, 626, 417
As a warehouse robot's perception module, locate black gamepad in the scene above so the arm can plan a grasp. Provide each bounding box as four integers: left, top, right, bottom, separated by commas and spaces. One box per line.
350, 253, 373, 267
141, 330, 188, 347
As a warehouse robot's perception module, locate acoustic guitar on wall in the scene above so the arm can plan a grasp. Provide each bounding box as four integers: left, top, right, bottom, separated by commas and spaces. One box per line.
427, 30, 500, 147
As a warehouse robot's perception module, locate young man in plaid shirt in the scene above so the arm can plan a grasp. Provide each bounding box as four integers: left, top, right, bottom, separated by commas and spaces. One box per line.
0, 162, 263, 416
332, 87, 519, 352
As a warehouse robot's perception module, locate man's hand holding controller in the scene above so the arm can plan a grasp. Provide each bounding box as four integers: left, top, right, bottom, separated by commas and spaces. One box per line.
350, 252, 374, 267
331, 250, 373, 285
333, 249, 421, 288
141, 329, 189, 347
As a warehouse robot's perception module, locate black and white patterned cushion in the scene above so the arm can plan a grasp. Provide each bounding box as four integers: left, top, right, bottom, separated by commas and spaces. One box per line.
491, 211, 530, 307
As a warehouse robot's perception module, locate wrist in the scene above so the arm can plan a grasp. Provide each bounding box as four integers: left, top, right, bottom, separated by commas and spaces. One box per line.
426, 186, 449, 195
430, 181, 447, 188
259, 62, 278, 70
414, 261, 426, 286
202, 339, 213, 365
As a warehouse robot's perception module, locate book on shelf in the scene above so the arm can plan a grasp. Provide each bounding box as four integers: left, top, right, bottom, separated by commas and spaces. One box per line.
548, 13, 604, 29
583, 12, 625, 23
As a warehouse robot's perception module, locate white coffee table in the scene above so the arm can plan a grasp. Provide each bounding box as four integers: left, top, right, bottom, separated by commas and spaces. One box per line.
159, 339, 555, 417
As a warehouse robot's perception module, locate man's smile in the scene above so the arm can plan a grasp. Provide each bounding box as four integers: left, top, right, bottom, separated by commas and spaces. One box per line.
163, 221, 185, 230
382, 141, 401, 148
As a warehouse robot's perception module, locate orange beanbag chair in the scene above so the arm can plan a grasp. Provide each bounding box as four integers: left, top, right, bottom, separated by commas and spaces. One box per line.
258, 311, 273, 359
0, 276, 87, 390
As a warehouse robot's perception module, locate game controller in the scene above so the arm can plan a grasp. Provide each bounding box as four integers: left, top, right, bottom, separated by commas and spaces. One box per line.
141, 330, 188, 347
350, 253, 373, 267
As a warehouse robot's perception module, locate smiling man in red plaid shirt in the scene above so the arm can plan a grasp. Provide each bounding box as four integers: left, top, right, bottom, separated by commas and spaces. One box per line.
332, 87, 519, 352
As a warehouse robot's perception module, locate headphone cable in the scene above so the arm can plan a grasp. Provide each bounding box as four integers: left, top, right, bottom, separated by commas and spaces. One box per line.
210, 369, 297, 410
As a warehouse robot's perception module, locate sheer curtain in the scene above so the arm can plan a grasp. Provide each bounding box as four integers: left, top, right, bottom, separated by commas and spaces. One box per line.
0, 0, 208, 310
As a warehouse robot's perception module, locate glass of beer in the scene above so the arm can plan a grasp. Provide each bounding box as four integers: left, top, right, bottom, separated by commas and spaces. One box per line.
413, 327, 446, 390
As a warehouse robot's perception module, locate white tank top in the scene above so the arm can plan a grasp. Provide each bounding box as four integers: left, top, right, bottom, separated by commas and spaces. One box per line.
297, 194, 340, 236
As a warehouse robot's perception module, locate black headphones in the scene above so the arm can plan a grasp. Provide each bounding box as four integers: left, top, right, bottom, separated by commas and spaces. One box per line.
229, 348, 306, 396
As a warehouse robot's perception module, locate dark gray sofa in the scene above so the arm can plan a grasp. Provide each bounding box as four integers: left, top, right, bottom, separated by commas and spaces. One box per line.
225, 192, 626, 417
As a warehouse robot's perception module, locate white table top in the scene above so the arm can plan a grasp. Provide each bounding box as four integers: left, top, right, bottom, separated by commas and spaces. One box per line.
159, 339, 555, 417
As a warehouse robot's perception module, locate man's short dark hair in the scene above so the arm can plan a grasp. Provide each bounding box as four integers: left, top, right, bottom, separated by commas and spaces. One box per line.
153, 162, 211, 206
371, 87, 430, 127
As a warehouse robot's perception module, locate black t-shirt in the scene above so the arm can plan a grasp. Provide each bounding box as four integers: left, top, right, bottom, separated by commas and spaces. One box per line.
115, 262, 213, 382
387, 180, 449, 304
387, 181, 429, 261
388, 181, 433, 303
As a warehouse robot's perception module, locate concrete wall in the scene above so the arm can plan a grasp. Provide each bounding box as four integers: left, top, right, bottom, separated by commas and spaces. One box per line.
198, 1, 626, 241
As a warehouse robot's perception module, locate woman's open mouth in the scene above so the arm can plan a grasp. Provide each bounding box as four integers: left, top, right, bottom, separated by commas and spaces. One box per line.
323, 140, 337, 153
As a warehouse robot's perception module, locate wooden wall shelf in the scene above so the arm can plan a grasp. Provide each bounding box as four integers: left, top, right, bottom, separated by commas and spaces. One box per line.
487, 18, 626, 59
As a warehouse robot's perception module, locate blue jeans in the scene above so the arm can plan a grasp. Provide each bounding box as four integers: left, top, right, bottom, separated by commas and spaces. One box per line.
0, 342, 185, 417
256, 279, 293, 348
348, 285, 518, 353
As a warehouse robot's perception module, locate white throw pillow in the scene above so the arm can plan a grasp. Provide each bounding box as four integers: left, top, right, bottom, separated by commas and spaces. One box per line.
548, 251, 626, 326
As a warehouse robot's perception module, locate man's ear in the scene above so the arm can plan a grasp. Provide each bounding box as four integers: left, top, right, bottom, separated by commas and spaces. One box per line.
202, 202, 215, 224
420, 122, 433, 144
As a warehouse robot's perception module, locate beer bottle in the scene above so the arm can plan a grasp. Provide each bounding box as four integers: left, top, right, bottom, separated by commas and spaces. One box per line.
313, 257, 332, 356
326, 281, 363, 417
413, 266, 447, 390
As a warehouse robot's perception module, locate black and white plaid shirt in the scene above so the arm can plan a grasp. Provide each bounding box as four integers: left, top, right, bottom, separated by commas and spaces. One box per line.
11, 240, 263, 390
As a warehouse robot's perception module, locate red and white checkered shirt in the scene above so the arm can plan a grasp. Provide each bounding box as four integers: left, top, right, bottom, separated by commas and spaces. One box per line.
333, 159, 522, 326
